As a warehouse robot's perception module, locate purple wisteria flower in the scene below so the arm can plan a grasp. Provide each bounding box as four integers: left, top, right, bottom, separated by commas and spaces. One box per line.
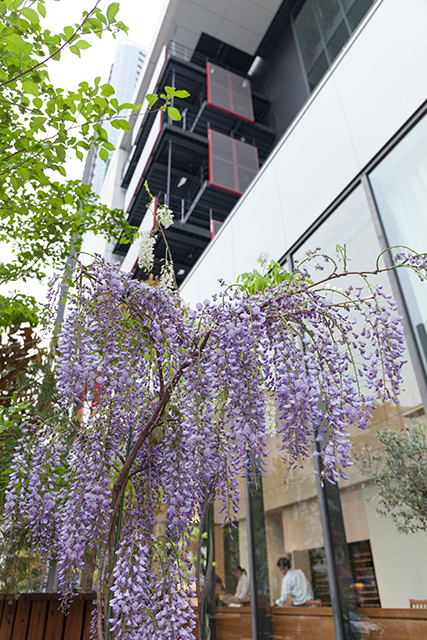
4, 251, 417, 640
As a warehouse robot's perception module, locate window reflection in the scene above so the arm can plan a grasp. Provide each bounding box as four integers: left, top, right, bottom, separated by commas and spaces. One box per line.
292, 184, 427, 612
210, 183, 427, 638
370, 114, 427, 374
293, 0, 375, 91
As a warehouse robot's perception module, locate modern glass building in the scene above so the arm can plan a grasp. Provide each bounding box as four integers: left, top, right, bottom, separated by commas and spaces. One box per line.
84, 1, 427, 637
89, 41, 146, 195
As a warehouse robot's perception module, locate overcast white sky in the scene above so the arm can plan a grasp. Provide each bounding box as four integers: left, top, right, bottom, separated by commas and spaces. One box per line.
3, 0, 166, 303
46, 0, 167, 179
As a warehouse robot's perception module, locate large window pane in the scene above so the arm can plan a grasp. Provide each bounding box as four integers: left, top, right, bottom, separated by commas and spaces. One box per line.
292, 186, 427, 622
294, 0, 375, 92
370, 114, 427, 373
341, 0, 375, 32
293, 1, 324, 72
315, 0, 345, 40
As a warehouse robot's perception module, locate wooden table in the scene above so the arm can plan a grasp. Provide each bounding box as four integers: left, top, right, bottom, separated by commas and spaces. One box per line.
197, 605, 427, 640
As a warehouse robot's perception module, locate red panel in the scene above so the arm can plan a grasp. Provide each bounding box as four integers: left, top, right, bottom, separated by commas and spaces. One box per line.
208, 129, 259, 196
206, 62, 254, 123
208, 129, 241, 195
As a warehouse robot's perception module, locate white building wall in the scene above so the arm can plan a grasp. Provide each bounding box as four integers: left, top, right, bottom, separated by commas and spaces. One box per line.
180, 0, 427, 306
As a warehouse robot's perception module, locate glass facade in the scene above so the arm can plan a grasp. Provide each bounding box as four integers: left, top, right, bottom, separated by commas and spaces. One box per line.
370, 114, 427, 374
293, 0, 375, 91
90, 42, 146, 195
207, 114, 427, 639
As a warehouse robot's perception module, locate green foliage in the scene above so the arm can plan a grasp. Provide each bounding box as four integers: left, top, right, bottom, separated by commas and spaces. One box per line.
0, 293, 39, 328
237, 255, 298, 295
0, 1, 145, 588
145, 86, 190, 121
356, 421, 427, 534
0, 0, 142, 292
0, 1, 191, 594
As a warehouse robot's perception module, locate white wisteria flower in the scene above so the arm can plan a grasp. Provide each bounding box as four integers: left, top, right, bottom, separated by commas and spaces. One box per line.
138, 231, 156, 272
257, 252, 269, 269
159, 260, 175, 291
157, 205, 174, 229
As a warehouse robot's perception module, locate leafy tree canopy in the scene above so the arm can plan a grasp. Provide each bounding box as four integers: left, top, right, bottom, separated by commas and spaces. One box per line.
0, 0, 141, 309
356, 421, 427, 534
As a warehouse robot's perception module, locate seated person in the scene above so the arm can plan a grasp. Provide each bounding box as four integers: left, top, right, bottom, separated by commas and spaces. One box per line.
275, 557, 314, 607
222, 566, 250, 604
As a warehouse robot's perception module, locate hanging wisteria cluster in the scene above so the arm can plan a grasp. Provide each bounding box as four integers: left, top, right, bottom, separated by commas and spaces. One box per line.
4, 243, 427, 640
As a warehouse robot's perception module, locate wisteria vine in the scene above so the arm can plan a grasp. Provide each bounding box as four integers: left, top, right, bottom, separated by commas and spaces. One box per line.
4, 241, 427, 640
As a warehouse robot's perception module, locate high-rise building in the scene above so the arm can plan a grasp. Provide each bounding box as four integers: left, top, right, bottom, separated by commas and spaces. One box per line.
89, 40, 146, 195
87, 1, 427, 637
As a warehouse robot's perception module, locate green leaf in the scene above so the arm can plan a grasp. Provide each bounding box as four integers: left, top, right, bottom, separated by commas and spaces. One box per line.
63, 25, 74, 41
70, 44, 81, 57
56, 145, 66, 162
114, 119, 130, 131
0, 422, 14, 436
22, 80, 39, 96
75, 39, 91, 51
106, 2, 120, 22
33, 97, 43, 109
145, 93, 158, 109
167, 107, 181, 121
101, 83, 115, 97
30, 117, 47, 131
20, 7, 39, 23
4, 33, 26, 55
118, 102, 135, 111
173, 89, 190, 99
94, 124, 108, 141
37, 2, 46, 18
99, 147, 109, 162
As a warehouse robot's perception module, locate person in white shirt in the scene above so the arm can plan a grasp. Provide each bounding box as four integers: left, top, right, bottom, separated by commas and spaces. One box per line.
275, 557, 314, 607
223, 566, 250, 604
